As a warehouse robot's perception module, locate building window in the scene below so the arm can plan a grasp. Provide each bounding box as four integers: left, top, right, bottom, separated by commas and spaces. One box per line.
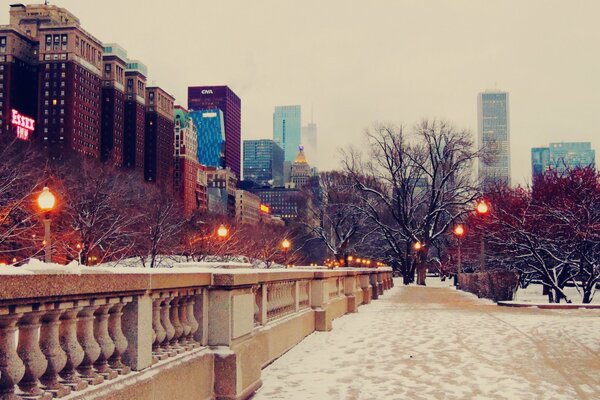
53, 34, 60, 51
45, 35, 52, 51
61, 34, 68, 50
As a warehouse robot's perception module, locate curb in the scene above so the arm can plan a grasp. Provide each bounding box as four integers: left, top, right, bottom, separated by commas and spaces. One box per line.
497, 301, 600, 310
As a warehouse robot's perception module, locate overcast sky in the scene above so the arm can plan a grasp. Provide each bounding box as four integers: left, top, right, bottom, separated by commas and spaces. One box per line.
4, 0, 599, 185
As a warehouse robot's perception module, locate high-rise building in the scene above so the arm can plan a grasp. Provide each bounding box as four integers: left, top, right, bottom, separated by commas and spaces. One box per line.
174, 106, 207, 216
301, 121, 317, 167
478, 91, 510, 187
123, 60, 147, 169
252, 187, 301, 221
243, 139, 284, 187
6, 3, 103, 158
188, 86, 241, 178
531, 142, 595, 179
144, 86, 174, 186
0, 25, 38, 138
190, 109, 225, 168
531, 147, 550, 178
273, 105, 301, 162
290, 146, 311, 189
100, 43, 127, 164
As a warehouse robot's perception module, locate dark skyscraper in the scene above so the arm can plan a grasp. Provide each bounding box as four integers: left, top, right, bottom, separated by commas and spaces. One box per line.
188, 86, 241, 178
144, 86, 175, 186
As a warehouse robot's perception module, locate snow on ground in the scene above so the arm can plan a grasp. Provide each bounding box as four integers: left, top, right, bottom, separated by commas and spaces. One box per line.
514, 283, 600, 304
254, 278, 600, 400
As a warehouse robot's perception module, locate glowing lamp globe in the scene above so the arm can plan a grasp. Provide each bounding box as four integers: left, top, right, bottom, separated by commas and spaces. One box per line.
476, 201, 489, 215
282, 239, 291, 250
217, 224, 229, 238
453, 224, 465, 237
413, 242, 423, 251
37, 186, 56, 211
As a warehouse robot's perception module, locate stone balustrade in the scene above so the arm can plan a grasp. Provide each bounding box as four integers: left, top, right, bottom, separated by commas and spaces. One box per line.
0, 266, 393, 400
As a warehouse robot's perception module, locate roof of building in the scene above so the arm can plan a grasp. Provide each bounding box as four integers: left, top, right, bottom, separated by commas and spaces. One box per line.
294, 146, 308, 164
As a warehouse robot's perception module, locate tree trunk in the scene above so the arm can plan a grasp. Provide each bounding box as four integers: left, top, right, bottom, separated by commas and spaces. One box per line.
416, 263, 427, 286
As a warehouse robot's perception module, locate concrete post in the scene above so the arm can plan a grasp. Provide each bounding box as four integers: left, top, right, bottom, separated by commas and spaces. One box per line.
121, 293, 153, 371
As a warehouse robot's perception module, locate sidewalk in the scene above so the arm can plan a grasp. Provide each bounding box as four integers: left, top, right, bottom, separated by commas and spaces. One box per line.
253, 278, 600, 400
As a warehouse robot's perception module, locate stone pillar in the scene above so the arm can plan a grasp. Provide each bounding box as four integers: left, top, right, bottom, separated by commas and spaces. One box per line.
17, 309, 50, 399
344, 275, 358, 313
108, 299, 131, 374
358, 274, 372, 304
310, 279, 331, 331
59, 303, 87, 391
0, 310, 25, 400
39, 303, 70, 397
76, 303, 104, 385
93, 302, 118, 380
369, 274, 379, 300
122, 293, 153, 371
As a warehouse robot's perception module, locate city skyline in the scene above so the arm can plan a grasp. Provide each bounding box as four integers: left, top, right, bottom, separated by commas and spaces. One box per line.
2, 0, 599, 185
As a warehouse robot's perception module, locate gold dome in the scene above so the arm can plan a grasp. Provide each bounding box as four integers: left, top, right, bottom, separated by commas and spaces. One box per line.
294, 146, 308, 164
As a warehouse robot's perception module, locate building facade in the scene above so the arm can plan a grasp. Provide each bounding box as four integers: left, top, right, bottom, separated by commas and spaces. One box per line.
188, 86, 241, 178
206, 167, 238, 217
190, 109, 225, 168
273, 105, 301, 163
252, 187, 301, 221
478, 91, 510, 187
144, 86, 174, 186
174, 106, 207, 216
290, 146, 311, 189
235, 190, 261, 225
0, 25, 38, 138
123, 60, 147, 170
6, 4, 104, 158
532, 142, 596, 179
100, 43, 126, 164
243, 139, 284, 187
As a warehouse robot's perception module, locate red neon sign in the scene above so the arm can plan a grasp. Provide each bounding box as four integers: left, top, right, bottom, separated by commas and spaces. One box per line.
11, 109, 35, 141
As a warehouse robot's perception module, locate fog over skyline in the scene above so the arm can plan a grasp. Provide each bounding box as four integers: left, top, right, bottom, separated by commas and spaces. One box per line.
4, 0, 599, 185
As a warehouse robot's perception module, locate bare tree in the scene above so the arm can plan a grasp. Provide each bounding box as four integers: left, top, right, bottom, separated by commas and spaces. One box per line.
0, 138, 45, 261
343, 120, 482, 284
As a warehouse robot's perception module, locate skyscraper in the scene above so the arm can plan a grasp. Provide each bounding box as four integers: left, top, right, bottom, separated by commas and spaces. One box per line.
243, 139, 284, 187
124, 60, 147, 170
100, 43, 127, 164
531, 142, 595, 179
478, 91, 510, 187
301, 121, 317, 167
273, 105, 301, 162
290, 146, 311, 189
144, 86, 175, 185
188, 86, 241, 178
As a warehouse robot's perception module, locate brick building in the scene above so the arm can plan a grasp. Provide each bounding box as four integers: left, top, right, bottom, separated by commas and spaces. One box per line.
100, 43, 127, 164
124, 60, 147, 170
144, 86, 174, 186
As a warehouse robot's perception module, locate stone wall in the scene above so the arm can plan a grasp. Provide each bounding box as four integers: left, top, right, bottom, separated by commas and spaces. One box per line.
0, 265, 393, 400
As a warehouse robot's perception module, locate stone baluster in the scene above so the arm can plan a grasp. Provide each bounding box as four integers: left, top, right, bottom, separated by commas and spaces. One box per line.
177, 294, 192, 349
151, 296, 167, 362
17, 308, 51, 399
0, 309, 25, 400
186, 293, 199, 345
159, 296, 175, 356
39, 302, 70, 398
76, 302, 104, 385
93, 302, 118, 380
108, 298, 132, 375
59, 303, 87, 391
168, 296, 183, 352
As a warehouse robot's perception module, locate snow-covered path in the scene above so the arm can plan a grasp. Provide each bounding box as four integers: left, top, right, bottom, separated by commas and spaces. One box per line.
254, 279, 600, 400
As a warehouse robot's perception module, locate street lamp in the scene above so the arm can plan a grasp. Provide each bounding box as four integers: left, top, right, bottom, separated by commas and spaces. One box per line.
281, 239, 291, 266
475, 200, 490, 271
76, 243, 82, 265
37, 186, 56, 263
453, 224, 465, 286
217, 224, 229, 239
413, 241, 423, 251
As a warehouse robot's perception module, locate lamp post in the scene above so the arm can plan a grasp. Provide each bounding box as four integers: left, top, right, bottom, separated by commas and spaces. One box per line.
475, 200, 490, 271
453, 224, 465, 286
281, 239, 291, 266
76, 243, 82, 265
37, 186, 56, 263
